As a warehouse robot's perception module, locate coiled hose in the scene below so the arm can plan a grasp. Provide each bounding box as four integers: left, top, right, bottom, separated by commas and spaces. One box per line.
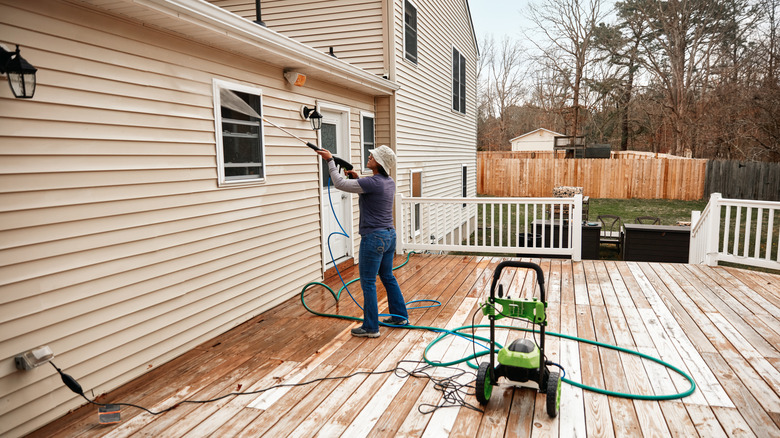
300, 253, 696, 401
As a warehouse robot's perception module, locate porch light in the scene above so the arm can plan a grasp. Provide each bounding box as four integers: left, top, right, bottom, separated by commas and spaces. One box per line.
0, 45, 37, 99
301, 105, 323, 131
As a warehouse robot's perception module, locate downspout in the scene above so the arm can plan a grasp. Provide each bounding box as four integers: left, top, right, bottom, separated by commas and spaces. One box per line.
254, 0, 266, 26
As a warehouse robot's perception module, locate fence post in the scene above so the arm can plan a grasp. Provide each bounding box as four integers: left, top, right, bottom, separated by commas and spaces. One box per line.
571, 194, 582, 262
395, 194, 404, 254
705, 193, 722, 266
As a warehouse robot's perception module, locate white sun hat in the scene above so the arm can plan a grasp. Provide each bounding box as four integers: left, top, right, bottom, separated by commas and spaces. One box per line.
369, 145, 396, 172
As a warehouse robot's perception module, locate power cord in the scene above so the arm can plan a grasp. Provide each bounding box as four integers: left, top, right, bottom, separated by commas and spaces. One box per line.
50, 359, 482, 417
50, 361, 160, 415
394, 360, 483, 414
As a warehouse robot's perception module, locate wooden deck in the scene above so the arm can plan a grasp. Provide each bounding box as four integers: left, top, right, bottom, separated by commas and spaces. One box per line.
30, 255, 780, 437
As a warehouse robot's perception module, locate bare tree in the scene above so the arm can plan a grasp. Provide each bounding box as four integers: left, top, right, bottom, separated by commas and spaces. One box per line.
526, 0, 610, 139
591, 1, 651, 150
630, 0, 737, 156
477, 35, 529, 150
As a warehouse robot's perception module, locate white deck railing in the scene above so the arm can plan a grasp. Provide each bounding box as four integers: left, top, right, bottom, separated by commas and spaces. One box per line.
690, 193, 780, 269
395, 195, 583, 261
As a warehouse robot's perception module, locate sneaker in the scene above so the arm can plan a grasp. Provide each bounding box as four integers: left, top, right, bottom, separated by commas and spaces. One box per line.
351, 327, 380, 338
381, 317, 410, 326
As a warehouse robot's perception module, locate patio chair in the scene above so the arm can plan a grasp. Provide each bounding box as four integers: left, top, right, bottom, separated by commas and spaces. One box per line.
635, 216, 661, 225
598, 214, 623, 249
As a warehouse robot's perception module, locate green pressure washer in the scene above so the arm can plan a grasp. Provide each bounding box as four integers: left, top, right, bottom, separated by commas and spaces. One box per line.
476, 260, 562, 417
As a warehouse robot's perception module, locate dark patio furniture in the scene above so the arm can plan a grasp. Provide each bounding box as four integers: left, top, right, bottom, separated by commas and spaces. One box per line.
635, 216, 661, 225
621, 223, 691, 262
521, 220, 601, 259
598, 214, 623, 250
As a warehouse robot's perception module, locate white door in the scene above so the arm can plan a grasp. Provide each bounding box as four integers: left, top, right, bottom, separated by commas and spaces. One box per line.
320, 109, 351, 268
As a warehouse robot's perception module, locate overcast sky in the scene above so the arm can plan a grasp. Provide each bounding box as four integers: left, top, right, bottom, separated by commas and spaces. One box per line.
468, 1, 530, 44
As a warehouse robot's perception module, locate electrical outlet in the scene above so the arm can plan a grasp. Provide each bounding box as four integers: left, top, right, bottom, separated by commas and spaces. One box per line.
15, 346, 54, 370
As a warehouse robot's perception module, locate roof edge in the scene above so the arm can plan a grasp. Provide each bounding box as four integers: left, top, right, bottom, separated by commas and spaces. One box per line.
131, 0, 400, 95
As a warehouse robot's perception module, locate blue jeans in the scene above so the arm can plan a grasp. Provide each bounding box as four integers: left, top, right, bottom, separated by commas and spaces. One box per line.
358, 229, 408, 332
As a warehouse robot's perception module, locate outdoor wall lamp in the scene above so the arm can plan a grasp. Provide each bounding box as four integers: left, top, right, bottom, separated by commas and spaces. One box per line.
301, 105, 323, 131
0, 45, 37, 99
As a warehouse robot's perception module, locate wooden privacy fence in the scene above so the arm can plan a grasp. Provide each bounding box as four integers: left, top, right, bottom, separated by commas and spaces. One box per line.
705, 160, 780, 201
478, 151, 707, 200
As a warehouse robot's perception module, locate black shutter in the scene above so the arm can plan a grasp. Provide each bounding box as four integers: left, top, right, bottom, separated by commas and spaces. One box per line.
452, 49, 459, 111
459, 52, 466, 113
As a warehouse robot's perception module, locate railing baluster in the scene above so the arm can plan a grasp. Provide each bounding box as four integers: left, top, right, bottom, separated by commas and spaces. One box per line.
768, 209, 775, 261
723, 205, 731, 255
744, 207, 752, 258
480, 203, 485, 248
733, 207, 741, 255
515, 203, 520, 247
755, 208, 763, 260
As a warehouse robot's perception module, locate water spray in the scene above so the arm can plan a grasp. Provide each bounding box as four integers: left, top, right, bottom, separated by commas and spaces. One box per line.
219, 88, 353, 171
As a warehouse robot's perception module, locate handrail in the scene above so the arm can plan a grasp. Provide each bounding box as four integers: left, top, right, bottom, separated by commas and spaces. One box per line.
395, 195, 583, 261
690, 193, 780, 269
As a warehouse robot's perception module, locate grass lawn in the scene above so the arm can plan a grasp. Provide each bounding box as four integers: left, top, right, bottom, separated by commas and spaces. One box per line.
587, 198, 708, 227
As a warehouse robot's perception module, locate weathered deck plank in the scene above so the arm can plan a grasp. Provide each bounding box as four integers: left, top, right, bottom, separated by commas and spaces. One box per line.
26, 256, 780, 438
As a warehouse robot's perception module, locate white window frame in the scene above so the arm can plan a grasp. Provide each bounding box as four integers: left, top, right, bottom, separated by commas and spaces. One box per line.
452, 46, 466, 114
213, 79, 266, 186
360, 111, 375, 174
404, 0, 418, 65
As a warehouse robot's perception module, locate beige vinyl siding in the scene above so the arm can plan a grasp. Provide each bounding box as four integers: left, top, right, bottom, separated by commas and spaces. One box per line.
0, 1, 373, 436
374, 95, 394, 156
392, 0, 477, 200
210, 0, 387, 75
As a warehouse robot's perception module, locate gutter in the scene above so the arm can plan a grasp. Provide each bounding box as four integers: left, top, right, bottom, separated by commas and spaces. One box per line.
131, 0, 400, 95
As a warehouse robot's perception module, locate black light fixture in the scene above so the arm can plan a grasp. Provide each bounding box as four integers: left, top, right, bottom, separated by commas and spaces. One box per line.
301, 105, 323, 131
0, 45, 37, 99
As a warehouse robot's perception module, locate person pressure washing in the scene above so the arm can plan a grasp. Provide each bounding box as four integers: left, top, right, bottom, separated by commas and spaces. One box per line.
315, 145, 409, 338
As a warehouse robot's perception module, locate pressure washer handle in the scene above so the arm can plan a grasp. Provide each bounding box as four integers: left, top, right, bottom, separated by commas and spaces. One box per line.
310, 142, 355, 176
489, 261, 546, 302
332, 156, 354, 172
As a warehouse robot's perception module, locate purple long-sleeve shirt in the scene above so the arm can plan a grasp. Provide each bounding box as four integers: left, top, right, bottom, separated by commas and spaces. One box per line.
326, 160, 395, 236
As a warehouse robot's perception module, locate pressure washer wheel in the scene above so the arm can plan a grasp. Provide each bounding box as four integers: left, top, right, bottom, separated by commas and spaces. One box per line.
476, 362, 493, 405
546, 371, 561, 417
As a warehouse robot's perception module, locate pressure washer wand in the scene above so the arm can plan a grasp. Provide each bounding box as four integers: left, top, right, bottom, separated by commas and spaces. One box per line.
264, 116, 354, 172
219, 88, 353, 172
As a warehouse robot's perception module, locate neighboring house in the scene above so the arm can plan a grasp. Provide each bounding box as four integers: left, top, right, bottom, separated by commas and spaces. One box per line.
0, 0, 477, 436
510, 128, 565, 152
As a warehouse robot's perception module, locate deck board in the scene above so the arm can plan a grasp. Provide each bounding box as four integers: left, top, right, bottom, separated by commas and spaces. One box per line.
27, 255, 780, 438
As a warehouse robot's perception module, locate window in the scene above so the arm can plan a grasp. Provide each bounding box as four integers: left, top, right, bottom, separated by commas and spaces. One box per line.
404, 1, 418, 63
361, 113, 375, 172
213, 80, 265, 184
411, 170, 422, 234
452, 48, 466, 114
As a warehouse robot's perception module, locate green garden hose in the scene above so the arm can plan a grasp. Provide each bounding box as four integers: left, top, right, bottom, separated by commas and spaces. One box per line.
300, 253, 696, 401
